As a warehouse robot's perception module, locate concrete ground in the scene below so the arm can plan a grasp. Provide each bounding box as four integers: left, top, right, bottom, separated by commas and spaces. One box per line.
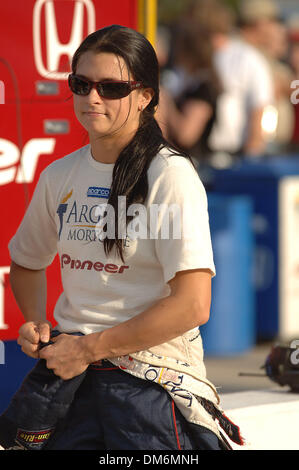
219, 388, 299, 450
203, 342, 299, 450
204, 341, 282, 394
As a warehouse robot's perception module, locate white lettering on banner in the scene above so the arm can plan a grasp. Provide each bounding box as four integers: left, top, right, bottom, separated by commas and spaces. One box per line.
15, 139, 56, 183
0, 138, 56, 185
0, 267, 9, 330
0, 139, 19, 185
33, 0, 96, 80
0, 81, 4, 104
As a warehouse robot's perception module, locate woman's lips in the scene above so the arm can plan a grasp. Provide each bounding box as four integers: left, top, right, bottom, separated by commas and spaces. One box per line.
85, 111, 105, 116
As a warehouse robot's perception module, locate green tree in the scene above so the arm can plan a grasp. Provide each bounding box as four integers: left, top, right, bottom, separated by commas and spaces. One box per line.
158, 0, 241, 25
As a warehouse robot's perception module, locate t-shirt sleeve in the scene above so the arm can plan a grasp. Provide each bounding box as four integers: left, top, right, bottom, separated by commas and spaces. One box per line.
247, 52, 274, 109
8, 169, 58, 269
148, 159, 216, 284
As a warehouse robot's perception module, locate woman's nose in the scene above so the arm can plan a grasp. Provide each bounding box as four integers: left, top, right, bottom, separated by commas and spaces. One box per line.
86, 86, 103, 103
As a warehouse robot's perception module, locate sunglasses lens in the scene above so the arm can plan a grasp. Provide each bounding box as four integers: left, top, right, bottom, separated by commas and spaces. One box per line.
98, 82, 131, 99
69, 75, 90, 95
69, 75, 136, 99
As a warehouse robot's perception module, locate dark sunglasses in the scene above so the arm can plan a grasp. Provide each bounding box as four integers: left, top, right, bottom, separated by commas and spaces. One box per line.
68, 74, 143, 100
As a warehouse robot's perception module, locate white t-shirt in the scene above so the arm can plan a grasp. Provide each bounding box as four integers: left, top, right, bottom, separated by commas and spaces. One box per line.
9, 145, 227, 440
209, 37, 274, 153
8, 145, 215, 335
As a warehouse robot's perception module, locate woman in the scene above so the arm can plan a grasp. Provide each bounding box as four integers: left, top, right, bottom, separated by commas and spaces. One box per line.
7, 25, 239, 450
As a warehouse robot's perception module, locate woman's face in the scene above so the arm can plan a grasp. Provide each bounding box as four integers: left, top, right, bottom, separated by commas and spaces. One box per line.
73, 51, 145, 140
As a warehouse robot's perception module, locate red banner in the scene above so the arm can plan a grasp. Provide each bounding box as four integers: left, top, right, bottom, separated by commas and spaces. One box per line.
0, 0, 138, 340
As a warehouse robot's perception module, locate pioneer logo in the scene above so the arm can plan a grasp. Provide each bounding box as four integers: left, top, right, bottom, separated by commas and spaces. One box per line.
33, 0, 96, 80
60, 253, 129, 273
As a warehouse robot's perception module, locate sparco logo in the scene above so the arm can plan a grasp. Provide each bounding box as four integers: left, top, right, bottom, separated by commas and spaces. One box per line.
87, 187, 110, 199
33, 0, 96, 80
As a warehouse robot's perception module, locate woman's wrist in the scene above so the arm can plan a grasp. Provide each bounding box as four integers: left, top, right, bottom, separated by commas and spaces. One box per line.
80, 331, 106, 364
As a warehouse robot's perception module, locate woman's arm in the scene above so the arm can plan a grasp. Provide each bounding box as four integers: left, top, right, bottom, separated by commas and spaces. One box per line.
85, 268, 211, 359
168, 99, 213, 149
10, 261, 52, 357
39, 268, 212, 379
10, 261, 47, 321
157, 87, 213, 148
244, 107, 266, 156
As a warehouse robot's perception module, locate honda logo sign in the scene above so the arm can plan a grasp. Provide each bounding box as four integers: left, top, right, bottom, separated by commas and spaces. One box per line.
33, 0, 96, 80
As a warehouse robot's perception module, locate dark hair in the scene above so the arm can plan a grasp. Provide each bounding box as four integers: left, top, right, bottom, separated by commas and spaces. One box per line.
72, 25, 193, 261
185, 0, 236, 36
174, 20, 222, 95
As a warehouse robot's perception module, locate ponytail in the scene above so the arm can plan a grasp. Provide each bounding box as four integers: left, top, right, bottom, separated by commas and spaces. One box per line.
103, 114, 167, 262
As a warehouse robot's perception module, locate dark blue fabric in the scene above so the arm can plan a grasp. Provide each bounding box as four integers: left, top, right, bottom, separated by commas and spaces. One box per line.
0, 331, 86, 450
0, 331, 226, 450
44, 362, 225, 451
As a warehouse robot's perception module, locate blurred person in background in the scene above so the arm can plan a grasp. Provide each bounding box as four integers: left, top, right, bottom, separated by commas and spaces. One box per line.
238, 0, 295, 153
238, 0, 281, 50
155, 25, 172, 71
156, 20, 222, 185
184, 0, 275, 161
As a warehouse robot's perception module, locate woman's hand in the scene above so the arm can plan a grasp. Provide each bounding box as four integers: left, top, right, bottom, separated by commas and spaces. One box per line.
39, 334, 90, 380
17, 320, 52, 359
